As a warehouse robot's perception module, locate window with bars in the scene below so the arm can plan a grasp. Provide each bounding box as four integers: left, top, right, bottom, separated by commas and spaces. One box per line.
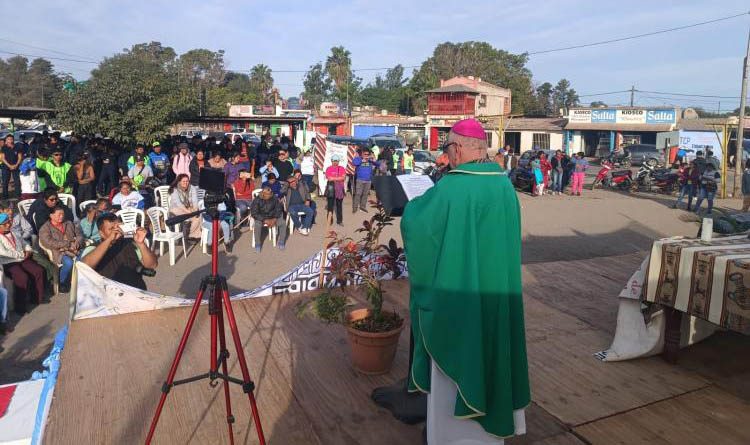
532, 133, 550, 150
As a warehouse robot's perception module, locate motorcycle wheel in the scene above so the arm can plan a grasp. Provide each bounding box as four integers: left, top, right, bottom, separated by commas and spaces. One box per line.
619, 178, 632, 191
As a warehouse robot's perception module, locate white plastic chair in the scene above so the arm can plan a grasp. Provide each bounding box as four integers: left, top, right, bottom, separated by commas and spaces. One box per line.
79, 200, 96, 213
196, 188, 206, 208
147, 207, 186, 266
17, 199, 34, 217
154, 186, 170, 211
286, 207, 307, 238
115, 208, 146, 229
58, 193, 77, 217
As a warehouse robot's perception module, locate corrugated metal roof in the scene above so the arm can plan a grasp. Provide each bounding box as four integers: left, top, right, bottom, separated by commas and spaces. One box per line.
505, 117, 566, 132
677, 119, 724, 131
565, 122, 674, 132
425, 84, 479, 94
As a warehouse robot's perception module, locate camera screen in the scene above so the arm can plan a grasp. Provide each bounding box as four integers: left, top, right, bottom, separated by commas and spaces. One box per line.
199, 168, 226, 194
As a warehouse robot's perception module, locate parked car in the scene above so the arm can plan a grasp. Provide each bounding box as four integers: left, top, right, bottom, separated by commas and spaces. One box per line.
179, 129, 204, 139
517, 149, 556, 169
624, 144, 662, 166
395, 149, 435, 174
369, 134, 405, 150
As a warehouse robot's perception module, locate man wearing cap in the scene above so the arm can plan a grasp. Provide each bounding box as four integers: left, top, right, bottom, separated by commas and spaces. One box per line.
401, 118, 529, 441
128, 154, 154, 189
149, 141, 170, 185
38, 148, 72, 193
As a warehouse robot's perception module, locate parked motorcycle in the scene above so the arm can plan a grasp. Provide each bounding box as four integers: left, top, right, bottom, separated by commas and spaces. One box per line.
592, 162, 632, 191
600, 152, 632, 168
636, 163, 679, 193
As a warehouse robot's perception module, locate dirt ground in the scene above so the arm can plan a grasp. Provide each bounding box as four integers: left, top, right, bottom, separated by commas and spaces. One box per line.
0, 177, 742, 385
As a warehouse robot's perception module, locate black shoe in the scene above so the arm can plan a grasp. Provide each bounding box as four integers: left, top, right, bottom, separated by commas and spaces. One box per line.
58, 283, 70, 294
0, 323, 12, 335
41, 295, 52, 303
352, 209, 358, 214
337, 222, 344, 227
224, 241, 233, 253
360, 208, 368, 213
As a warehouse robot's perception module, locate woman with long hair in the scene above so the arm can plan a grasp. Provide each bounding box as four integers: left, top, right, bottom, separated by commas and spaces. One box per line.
168, 173, 202, 239
189, 148, 206, 186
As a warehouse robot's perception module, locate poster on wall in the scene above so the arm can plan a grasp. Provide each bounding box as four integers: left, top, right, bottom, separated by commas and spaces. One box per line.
616, 109, 646, 124
568, 109, 591, 123
679, 130, 724, 161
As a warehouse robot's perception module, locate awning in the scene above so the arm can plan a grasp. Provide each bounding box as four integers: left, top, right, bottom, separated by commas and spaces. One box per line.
565, 123, 674, 132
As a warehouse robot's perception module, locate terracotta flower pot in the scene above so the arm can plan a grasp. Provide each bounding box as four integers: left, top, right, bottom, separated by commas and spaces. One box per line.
346, 308, 404, 375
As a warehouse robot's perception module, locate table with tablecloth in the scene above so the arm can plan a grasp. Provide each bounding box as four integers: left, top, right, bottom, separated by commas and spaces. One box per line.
596, 235, 750, 361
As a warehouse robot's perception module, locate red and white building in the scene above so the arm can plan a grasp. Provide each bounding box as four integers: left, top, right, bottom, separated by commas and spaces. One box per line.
426, 76, 511, 150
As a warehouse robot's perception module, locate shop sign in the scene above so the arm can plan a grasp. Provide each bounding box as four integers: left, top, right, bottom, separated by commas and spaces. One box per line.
616, 109, 646, 124
591, 109, 616, 123
253, 105, 275, 115
569, 109, 591, 123
430, 118, 445, 126
646, 109, 676, 124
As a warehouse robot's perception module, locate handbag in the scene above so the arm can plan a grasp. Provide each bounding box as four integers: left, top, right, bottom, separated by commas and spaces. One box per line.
325, 181, 336, 198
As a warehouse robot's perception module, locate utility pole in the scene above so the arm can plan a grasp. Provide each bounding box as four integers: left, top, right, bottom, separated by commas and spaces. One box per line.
630, 85, 635, 107
734, 24, 750, 198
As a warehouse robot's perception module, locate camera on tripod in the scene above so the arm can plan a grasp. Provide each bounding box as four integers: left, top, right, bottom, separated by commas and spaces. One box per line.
198, 168, 234, 215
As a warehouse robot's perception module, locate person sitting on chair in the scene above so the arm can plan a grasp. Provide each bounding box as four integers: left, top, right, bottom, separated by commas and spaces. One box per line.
249, 186, 286, 253
112, 181, 144, 210
27, 189, 75, 233
232, 169, 254, 227
168, 173, 202, 240
282, 175, 314, 236
0, 212, 48, 311
38, 205, 84, 293
261, 173, 283, 199
81, 213, 158, 290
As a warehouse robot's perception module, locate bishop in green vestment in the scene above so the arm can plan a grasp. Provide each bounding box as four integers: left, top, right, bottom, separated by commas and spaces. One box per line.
401, 119, 530, 438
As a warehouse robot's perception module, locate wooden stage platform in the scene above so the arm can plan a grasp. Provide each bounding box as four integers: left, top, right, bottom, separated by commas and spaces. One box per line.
45, 252, 750, 444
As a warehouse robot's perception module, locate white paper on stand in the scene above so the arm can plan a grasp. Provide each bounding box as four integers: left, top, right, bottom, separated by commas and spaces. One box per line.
701, 218, 713, 242
397, 174, 434, 201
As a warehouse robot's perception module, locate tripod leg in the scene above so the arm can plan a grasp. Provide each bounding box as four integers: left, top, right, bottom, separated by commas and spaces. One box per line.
221, 288, 266, 445
146, 286, 207, 444
218, 308, 236, 445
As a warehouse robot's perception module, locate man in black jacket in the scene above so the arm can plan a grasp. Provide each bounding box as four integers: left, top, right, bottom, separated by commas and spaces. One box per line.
272, 149, 295, 181
249, 186, 286, 252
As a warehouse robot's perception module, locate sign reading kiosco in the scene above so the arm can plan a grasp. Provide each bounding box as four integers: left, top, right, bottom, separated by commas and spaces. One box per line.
567, 108, 677, 125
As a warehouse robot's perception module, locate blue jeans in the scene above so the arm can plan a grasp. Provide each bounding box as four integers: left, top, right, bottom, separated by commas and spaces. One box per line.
675, 184, 695, 208
694, 188, 716, 214
60, 255, 74, 286
203, 219, 232, 244
551, 170, 563, 192
289, 203, 314, 229
302, 174, 314, 191
0, 286, 7, 323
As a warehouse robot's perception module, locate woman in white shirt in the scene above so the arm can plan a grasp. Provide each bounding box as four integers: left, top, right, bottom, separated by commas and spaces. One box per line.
112, 181, 144, 209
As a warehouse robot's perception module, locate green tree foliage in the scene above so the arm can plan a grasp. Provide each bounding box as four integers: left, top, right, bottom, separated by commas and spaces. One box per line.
302, 62, 331, 110
176, 48, 226, 88
55, 41, 198, 144
552, 78, 579, 110
249, 64, 274, 104
590, 101, 607, 107
325, 46, 352, 90
360, 65, 410, 113
0, 56, 61, 108
408, 41, 534, 114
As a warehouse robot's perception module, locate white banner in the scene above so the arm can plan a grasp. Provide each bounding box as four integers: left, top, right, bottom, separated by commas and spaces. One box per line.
616, 109, 646, 124
317, 140, 349, 193
72, 248, 407, 320
568, 109, 591, 123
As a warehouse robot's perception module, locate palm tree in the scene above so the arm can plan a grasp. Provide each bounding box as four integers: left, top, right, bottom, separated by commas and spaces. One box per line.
249, 64, 274, 104
325, 46, 351, 89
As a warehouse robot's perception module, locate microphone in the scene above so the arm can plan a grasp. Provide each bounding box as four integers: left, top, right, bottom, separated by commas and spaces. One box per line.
165, 209, 203, 226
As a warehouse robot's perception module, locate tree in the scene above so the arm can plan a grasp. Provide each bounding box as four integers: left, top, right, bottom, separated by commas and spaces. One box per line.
249, 64, 274, 104
534, 82, 554, 115
325, 46, 352, 90
552, 79, 579, 111
409, 41, 535, 113
359, 65, 410, 113
302, 62, 331, 110
55, 41, 197, 144
0, 56, 61, 108
176, 48, 225, 88
590, 101, 607, 107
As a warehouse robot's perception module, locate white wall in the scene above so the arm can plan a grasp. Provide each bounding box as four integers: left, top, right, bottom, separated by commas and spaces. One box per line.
518, 131, 564, 154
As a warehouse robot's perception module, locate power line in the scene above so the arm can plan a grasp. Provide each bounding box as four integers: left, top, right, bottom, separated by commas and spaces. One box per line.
578, 90, 632, 97
0, 37, 99, 62
527, 11, 750, 55
0, 49, 98, 64
637, 89, 745, 99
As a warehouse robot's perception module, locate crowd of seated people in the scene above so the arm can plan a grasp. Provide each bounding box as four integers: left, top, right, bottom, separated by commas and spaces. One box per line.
0, 130, 357, 336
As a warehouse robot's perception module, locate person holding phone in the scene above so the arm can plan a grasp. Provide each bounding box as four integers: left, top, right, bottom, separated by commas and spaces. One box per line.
81, 213, 158, 290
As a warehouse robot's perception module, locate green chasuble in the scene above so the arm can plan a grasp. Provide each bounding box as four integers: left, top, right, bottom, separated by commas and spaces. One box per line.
401, 161, 530, 438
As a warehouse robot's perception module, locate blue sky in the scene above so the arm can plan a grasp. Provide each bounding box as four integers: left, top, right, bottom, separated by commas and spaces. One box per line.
2, 0, 748, 112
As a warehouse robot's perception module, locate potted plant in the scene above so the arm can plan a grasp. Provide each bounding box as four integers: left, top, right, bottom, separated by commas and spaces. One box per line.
297, 201, 406, 374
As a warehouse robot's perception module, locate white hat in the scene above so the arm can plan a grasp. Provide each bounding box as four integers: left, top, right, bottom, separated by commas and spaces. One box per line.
331, 154, 342, 162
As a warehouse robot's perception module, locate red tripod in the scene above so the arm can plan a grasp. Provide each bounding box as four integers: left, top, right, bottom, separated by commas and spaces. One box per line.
146, 211, 266, 444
